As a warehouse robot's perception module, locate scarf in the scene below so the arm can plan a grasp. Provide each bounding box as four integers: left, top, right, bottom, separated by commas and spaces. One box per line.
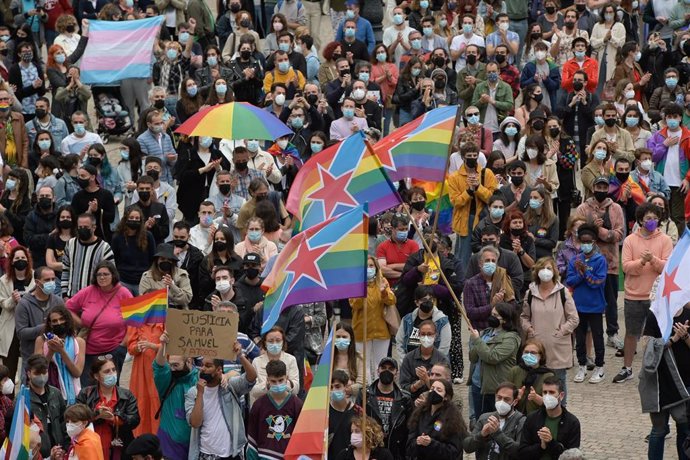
54, 336, 78, 404
267, 142, 303, 167
608, 172, 645, 205
159, 59, 172, 93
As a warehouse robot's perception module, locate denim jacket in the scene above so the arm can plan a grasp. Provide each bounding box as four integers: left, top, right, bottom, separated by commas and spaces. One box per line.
630, 168, 671, 199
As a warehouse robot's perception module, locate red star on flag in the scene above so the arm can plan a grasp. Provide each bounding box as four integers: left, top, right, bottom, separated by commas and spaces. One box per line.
662, 267, 682, 304
284, 239, 330, 291
373, 143, 396, 171
306, 165, 358, 218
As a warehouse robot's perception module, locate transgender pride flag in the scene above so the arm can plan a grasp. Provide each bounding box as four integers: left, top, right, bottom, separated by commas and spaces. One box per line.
80, 16, 163, 85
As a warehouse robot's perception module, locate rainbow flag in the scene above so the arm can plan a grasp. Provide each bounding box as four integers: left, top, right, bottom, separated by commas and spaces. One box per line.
374, 106, 458, 182
287, 132, 400, 231
80, 16, 163, 84
261, 206, 368, 334
0, 385, 30, 460
121, 289, 168, 327
413, 179, 453, 235
284, 327, 334, 460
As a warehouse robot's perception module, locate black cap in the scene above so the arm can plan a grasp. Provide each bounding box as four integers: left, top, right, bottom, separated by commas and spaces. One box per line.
243, 252, 262, 265
125, 434, 161, 456
81, 164, 97, 176
153, 243, 179, 262
593, 176, 609, 186
529, 109, 546, 121
378, 357, 398, 369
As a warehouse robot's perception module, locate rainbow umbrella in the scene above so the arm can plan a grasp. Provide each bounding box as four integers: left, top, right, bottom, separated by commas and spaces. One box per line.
174, 102, 293, 140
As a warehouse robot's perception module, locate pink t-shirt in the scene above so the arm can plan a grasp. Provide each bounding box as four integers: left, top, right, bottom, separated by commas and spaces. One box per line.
66, 285, 133, 354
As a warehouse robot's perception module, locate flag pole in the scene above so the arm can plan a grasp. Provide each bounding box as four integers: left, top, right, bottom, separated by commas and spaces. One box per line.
429, 105, 462, 238
325, 325, 337, 459
362, 301, 368, 456
406, 213, 471, 326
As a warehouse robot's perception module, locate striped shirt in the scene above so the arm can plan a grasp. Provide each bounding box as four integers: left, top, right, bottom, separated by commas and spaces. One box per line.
61, 237, 115, 297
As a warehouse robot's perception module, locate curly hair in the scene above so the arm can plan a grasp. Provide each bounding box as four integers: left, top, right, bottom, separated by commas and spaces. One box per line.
322, 41, 343, 62
350, 416, 385, 448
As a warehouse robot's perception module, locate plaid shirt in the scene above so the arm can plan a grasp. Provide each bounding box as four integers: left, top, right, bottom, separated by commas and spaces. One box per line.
500, 64, 521, 99
233, 168, 265, 199
463, 273, 493, 330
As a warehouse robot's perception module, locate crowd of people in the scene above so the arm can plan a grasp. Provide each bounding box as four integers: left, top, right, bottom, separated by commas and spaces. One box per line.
0, 0, 688, 458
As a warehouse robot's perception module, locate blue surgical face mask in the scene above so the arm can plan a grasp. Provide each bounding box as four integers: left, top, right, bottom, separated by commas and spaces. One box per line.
334, 338, 351, 350
266, 342, 283, 355
367, 267, 376, 280
346, 9, 355, 18
166, 49, 178, 60
667, 118, 681, 129
207, 56, 218, 66
216, 84, 227, 94
55, 53, 66, 64
187, 85, 198, 97
410, 39, 422, 50
522, 352, 539, 367
490, 207, 504, 219
40, 280, 56, 295
310, 142, 323, 153
574, 50, 586, 59
376, 52, 387, 62
482, 262, 497, 276
345, 27, 356, 38
102, 373, 117, 388
342, 108, 355, 119
278, 61, 290, 73
248, 230, 262, 242
420, 0, 429, 8
278, 42, 290, 52
467, 115, 480, 125
594, 149, 607, 161
529, 198, 543, 209
463, 24, 474, 34
270, 382, 288, 394
120, 150, 129, 160
487, 72, 499, 83
581, 242, 593, 254
505, 126, 518, 137
666, 77, 678, 88
73, 123, 86, 136
423, 27, 433, 37
331, 389, 346, 401
38, 139, 51, 150
358, 71, 370, 83
396, 230, 408, 242
625, 117, 639, 127
200, 136, 213, 148
247, 140, 260, 152
411, 68, 421, 77
5, 179, 16, 191
594, 115, 604, 126
291, 117, 304, 129
178, 31, 190, 43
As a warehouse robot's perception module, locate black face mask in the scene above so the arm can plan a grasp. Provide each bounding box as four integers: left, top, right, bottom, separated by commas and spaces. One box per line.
77, 227, 92, 241
575, 3, 586, 11
419, 300, 433, 313
66, 25, 76, 33
76, 177, 90, 189
532, 120, 545, 131
594, 190, 608, 202
495, 54, 506, 64
126, 220, 140, 230
604, 117, 617, 127
38, 197, 52, 209
332, 53, 342, 61
12, 259, 27, 270
532, 93, 543, 103
52, 323, 68, 337
466, 54, 477, 65
433, 56, 445, 67
531, 32, 542, 40
0, 49, 8, 57
616, 172, 629, 183
58, 219, 72, 229
545, 6, 556, 14
428, 390, 444, 405
465, 157, 477, 169
172, 239, 187, 248
154, 99, 165, 110
549, 127, 560, 138
339, 68, 351, 78
306, 94, 318, 105
510, 227, 523, 237
245, 267, 260, 279
565, 21, 576, 29
138, 191, 151, 202
510, 175, 524, 186
434, 79, 445, 89
240, 19, 251, 28
240, 50, 251, 60
199, 372, 215, 383
147, 170, 160, 181
34, 108, 46, 119
88, 156, 101, 167
492, 166, 505, 176
234, 161, 248, 172
410, 201, 426, 211
573, 81, 584, 92
229, 3, 240, 12
213, 241, 227, 252
487, 315, 501, 328
379, 370, 394, 385
158, 261, 173, 273
171, 367, 190, 380
218, 184, 232, 195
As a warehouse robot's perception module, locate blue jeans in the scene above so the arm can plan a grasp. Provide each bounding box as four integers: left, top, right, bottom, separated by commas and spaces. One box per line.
509, 19, 529, 66
383, 107, 394, 136
648, 403, 689, 460
469, 382, 482, 423
454, 214, 475, 269
120, 281, 139, 296
552, 368, 568, 406
164, 96, 178, 121
398, 108, 413, 126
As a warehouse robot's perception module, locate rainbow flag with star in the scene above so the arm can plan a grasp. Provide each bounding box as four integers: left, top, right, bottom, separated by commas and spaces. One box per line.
0, 385, 30, 460
261, 206, 368, 334
284, 327, 334, 460
287, 132, 400, 231
413, 179, 453, 235
374, 105, 458, 182
120, 289, 168, 327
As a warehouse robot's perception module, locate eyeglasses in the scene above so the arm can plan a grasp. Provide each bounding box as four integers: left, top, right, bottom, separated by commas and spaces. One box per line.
96, 272, 112, 278
466, 112, 479, 117
97, 354, 113, 361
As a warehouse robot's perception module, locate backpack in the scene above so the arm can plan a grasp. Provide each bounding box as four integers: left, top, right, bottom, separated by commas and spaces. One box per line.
526, 287, 567, 313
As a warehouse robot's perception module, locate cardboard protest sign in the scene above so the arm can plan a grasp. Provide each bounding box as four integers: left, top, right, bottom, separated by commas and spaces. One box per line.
165, 309, 238, 360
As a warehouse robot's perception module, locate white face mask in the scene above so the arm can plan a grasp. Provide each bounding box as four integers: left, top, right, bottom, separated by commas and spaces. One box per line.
538, 268, 554, 282
66, 422, 84, 439
352, 88, 366, 100
625, 90, 636, 100
495, 399, 512, 416
535, 51, 547, 61
640, 159, 653, 171
526, 148, 538, 159
419, 336, 435, 348
216, 280, 232, 293
274, 94, 286, 106
543, 394, 560, 410
1, 378, 13, 395
277, 139, 289, 150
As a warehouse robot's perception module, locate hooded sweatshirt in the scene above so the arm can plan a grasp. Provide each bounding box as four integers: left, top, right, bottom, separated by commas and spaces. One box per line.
622, 229, 673, 300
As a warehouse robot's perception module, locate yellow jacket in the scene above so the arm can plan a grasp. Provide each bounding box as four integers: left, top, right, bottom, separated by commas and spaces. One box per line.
447, 165, 498, 236
262, 67, 306, 95
350, 278, 396, 341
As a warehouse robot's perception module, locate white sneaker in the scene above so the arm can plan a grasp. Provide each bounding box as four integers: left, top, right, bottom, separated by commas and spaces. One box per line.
453, 377, 464, 384
607, 334, 624, 350
574, 365, 587, 383
589, 366, 605, 384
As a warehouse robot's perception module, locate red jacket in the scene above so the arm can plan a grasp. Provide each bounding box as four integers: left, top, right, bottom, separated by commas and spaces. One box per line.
561, 57, 599, 93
